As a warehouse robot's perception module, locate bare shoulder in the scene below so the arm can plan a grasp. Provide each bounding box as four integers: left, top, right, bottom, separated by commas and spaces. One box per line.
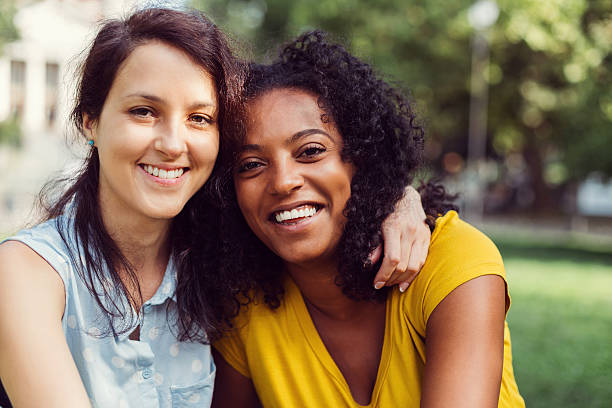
0, 239, 65, 311
1, 239, 52, 263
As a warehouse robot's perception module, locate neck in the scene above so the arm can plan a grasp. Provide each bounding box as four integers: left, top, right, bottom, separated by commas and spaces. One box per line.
99, 198, 171, 280
286, 259, 373, 321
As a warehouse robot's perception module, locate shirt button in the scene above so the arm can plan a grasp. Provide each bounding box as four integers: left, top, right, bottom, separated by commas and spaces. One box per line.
143, 304, 152, 313
142, 368, 153, 379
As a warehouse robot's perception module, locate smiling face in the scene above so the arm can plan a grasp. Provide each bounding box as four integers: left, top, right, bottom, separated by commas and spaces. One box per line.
234, 88, 355, 268
84, 41, 219, 224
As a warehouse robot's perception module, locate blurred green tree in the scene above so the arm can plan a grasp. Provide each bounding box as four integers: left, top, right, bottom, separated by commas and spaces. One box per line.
0, 0, 21, 148
0, 0, 19, 52
193, 0, 612, 213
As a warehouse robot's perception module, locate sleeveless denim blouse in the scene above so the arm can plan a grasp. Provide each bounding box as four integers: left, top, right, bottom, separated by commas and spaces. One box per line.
3, 215, 215, 407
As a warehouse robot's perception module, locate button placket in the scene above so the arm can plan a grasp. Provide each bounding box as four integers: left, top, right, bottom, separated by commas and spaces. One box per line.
142, 368, 153, 379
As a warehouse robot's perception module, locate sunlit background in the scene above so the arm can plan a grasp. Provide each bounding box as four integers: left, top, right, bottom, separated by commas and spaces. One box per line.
0, 0, 611, 406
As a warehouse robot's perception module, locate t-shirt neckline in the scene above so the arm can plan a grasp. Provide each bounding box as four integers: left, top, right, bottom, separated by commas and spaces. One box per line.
284, 275, 394, 407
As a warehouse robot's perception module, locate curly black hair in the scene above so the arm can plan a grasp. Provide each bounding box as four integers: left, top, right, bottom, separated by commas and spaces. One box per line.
210, 30, 457, 310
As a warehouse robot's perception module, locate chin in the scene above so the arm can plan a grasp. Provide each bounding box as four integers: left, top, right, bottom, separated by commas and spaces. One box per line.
273, 248, 326, 266
145, 205, 184, 220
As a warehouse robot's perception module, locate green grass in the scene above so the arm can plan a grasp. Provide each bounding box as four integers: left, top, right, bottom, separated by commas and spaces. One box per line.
493, 239, 612, 408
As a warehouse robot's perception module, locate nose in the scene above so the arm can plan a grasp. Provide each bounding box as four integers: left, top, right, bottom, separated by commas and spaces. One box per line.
154, 117, 186, 159
267, 159, 304, 195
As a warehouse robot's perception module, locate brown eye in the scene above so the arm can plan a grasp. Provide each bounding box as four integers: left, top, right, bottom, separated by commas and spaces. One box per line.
189, 114, 212, 125
299, 144, 326, 159
130, 107, 154, 117
238, 160, 264, 173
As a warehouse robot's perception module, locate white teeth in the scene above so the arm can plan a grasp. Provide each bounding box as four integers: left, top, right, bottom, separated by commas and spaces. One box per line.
142, 165, 184, 179
274, 205, 318, 223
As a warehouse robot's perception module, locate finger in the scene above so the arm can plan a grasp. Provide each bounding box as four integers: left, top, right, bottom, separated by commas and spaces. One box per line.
406, 239, 424, 274
396, 240, 430, 291
388, 268, 417, 288
416, 222, 432, 255
368, 244, 383, 265
398, 273, 418, 292
372, 233, 401, 289
386, 237, 414, 286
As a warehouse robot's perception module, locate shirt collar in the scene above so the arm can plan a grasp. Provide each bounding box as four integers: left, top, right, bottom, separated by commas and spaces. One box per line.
147, 255, 178, 306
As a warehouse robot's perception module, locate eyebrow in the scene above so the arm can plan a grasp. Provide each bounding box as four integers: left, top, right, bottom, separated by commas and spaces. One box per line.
288, 128, 333, 144
239, 128, 333, 153
125, 93, 217, 110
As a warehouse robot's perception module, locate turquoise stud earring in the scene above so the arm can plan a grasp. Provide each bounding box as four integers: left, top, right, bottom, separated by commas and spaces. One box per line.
88, 140, 94, 146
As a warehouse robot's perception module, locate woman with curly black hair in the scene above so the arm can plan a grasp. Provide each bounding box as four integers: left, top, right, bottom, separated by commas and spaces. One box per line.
211, 31, 525, 407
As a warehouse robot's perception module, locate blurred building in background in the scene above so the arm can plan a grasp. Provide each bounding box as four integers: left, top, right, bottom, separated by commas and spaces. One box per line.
1, 0, 611, 239
0, 0, 139, 235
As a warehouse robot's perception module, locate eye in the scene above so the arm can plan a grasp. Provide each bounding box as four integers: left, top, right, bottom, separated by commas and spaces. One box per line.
189, 114, 213, 126
299, 144, 326, 159
237, 159, 264, 173
129, 107, 155, 118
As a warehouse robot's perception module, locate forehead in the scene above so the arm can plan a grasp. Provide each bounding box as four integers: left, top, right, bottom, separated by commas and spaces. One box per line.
246, 88, 334, 141
109, 41, 217, 102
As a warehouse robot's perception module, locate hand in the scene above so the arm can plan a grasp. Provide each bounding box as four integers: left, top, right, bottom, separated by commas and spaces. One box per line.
371, 185, 431, 292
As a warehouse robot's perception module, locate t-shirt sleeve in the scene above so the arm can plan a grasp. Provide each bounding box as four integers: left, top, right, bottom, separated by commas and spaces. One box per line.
404, 211, 510, 335
3, 220, 72, 285
213, 313, 251, 378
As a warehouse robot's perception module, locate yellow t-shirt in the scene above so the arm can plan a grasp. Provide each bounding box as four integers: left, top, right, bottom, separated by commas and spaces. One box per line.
214, 211, 525, 407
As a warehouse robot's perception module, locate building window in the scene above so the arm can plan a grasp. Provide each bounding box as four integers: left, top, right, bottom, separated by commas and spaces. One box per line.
10, 60, 26, 120
46, 62, 59, 127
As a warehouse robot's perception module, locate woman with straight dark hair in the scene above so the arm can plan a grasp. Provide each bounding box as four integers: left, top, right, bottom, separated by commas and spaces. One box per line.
0, 8, 243, 407
0, 7, 430, 408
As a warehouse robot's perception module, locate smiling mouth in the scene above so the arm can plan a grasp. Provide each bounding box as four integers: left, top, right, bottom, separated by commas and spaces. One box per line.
139, 164, 187, 180
271, 204, 321, 224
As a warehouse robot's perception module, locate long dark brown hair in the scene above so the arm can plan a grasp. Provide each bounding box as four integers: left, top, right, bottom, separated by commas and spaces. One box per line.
41, 8, 245, 342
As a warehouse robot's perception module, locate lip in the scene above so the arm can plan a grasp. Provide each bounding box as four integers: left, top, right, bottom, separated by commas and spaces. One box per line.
138, 164, 187, 186
139, 162, 189, 171
268, 208, 322, 233
269, 201, 323, 216
266, 201, 324, 232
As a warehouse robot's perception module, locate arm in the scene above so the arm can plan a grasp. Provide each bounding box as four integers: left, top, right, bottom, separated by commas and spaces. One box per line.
421, 275, 506, 408
211, 348, 262, 408
372, 185, 431, 292
0, 241, 91, 408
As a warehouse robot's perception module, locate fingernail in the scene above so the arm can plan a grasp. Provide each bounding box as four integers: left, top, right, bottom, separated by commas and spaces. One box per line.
374, 281, 385, 289
399, 282, 409, 292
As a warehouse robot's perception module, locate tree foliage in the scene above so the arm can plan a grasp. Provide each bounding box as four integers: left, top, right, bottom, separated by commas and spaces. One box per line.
0, 0, 19, 53
193, 0, 612, 212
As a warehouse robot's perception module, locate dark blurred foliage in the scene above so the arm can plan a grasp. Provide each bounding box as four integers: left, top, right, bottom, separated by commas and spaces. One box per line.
192, 0, 612, 213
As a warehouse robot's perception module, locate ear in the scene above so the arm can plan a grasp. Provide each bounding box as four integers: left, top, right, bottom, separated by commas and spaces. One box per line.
82, 113, 97, 142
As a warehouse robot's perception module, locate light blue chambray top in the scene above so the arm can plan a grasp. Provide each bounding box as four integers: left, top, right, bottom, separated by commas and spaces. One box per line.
4, 214, 215, 408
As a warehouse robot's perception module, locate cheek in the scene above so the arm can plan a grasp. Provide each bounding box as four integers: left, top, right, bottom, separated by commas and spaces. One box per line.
235, 182, 253, 218
191, 132, 220, 168
97, 122, 150, 160
235, 181, 263, 233
328, 162, 355, 209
